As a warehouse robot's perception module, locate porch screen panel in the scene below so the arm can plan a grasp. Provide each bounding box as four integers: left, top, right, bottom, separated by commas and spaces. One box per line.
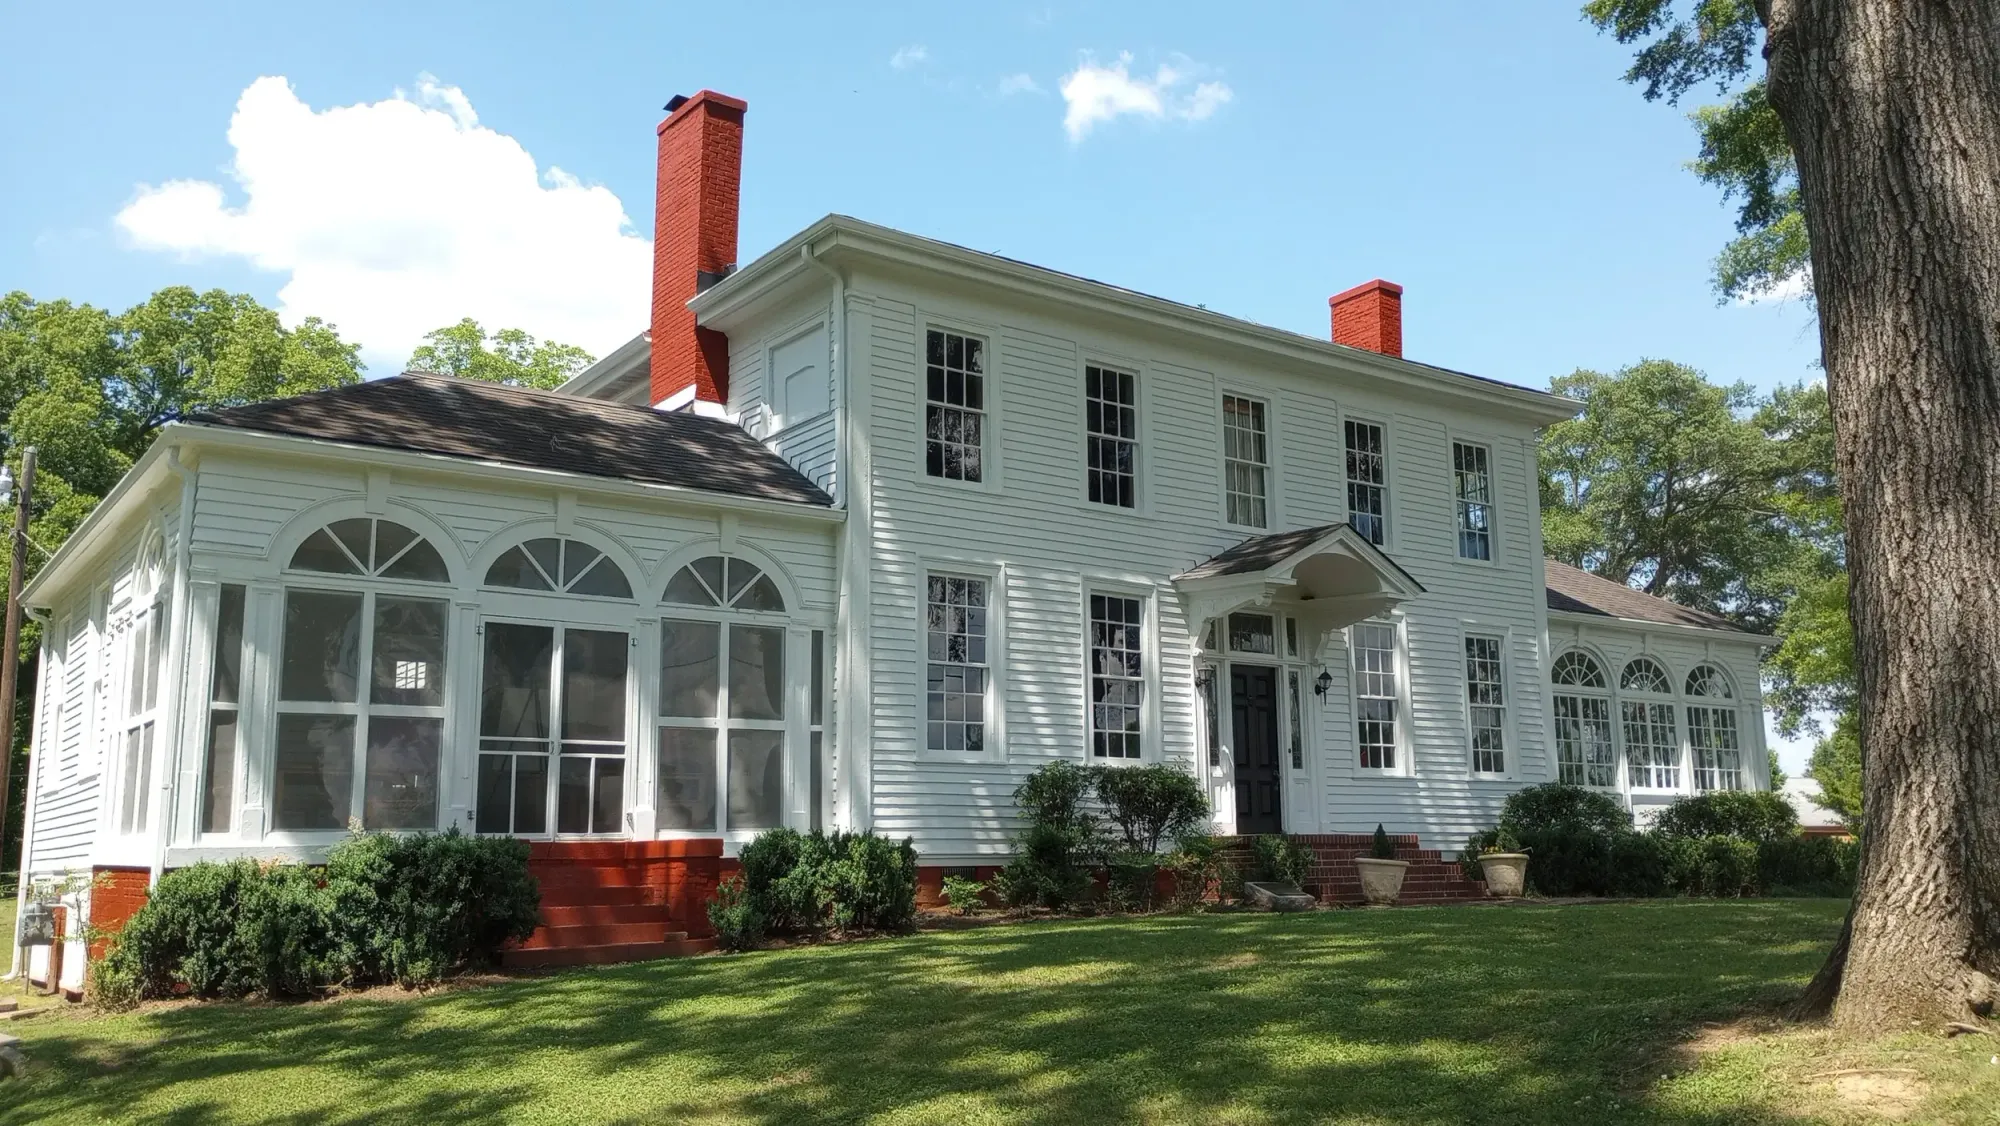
476, 622, 554, 835
557, 628, 628, 835
202, 584, 247, 834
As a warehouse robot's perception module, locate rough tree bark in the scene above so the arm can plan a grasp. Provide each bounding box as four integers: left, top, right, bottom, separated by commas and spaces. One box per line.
1758, 0, 2000, 1032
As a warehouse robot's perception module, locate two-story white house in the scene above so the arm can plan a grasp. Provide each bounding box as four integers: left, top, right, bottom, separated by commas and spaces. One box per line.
11, 90, 1771, 984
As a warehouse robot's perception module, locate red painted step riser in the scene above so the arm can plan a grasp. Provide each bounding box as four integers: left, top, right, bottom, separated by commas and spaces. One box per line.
518, 923, 682, 950
539, 904, 676, 927
530, 868, 647, 888
537, 887, 653, 907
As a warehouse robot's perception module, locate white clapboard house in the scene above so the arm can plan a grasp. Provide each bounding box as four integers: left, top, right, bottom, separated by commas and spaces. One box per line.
11, 90, 1772, 982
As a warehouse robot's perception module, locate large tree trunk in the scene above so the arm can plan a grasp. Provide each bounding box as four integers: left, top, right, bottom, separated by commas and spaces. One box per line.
1759, 0, 2000, 1033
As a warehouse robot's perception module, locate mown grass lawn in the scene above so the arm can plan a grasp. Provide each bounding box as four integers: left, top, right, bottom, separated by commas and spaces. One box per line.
3, 898, 1992, 1125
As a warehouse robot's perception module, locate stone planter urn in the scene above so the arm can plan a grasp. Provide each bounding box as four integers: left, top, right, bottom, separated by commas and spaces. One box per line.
1479, 852, 1530, 898
1353, 857, 1409, 905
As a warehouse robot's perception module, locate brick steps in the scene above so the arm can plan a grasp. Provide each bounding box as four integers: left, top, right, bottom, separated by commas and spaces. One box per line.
1224, 833, 1490, 907
507, 843, 725, 968
500, 934, 718, 969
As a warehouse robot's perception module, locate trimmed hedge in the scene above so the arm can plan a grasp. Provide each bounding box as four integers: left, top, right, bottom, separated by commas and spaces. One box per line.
1652, 791, 1799, 843
1499, 783, 1632, 836
92, 829, 539, 1008
728, 828, 919, 941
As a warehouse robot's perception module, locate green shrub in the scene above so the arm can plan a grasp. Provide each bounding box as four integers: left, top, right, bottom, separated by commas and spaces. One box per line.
1015, 761, 1100, 839
1093, 765, 1209, 853
1652, 791, 1799, 843
1757, 835, 1858, 896
323, 829, 539, 986
1516, 826, 1617, 896
1369, 824, 1398, 861
826, 832, 919, 932
1499, 784, 1631, 836
1608, 831, 1671, 897
707, 874, 765, 952
1251, 834, 1313, 887
940, 875, 988, 915
997, 823, 1098, 910
738, 827, 827, 933
1665, 835, 1761, 896
1164, 831, 1225, 910
1104, 852, 1160, 912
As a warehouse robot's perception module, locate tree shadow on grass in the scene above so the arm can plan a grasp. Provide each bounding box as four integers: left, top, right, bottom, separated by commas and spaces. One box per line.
2, 899, 1848, 1125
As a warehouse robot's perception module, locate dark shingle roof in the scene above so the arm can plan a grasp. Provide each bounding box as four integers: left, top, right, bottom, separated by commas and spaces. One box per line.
1543, 560, 1753, 634
1179, 523, 1425, 592
189, 373, 833, 507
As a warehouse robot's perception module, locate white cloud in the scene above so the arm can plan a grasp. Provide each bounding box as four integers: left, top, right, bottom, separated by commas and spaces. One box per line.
890, 44, 929, 70
1058, 52, 1233, 142
114, 75, 650, 373
997, 73, 1043, 97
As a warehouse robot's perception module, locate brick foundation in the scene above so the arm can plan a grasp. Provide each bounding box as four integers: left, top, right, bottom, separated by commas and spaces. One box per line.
1222, 833, 1488, 905
504, 839, 731, 967
87, 866, 153, 961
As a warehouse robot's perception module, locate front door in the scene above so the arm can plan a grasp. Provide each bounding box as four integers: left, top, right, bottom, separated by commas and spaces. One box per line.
475, 621, 630, 837
1232, 664, 1283, 834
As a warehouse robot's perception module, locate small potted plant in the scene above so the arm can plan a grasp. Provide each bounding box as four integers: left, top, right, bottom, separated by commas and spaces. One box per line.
1477, 827, 1530, 898
1353, 824, 1409, 905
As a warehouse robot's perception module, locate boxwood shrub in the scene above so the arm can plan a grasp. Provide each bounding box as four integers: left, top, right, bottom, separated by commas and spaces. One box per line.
725, 828, 919, 943
1652, 791, 1799, 843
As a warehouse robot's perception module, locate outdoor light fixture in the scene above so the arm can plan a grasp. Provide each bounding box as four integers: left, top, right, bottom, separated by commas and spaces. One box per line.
1193, 666, 1215, 692
1314, 669, 1334, 698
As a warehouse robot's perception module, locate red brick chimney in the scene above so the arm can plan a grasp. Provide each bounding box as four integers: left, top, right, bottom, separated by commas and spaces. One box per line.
650, 90, 747, 407
1328, 279, 1404, 358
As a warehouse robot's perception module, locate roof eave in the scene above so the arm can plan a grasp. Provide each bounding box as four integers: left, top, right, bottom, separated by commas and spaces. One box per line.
694, 215, 1581, 427
1547, 607, 1775, 648
23, 436, 181, 608
553, 331, 651, 400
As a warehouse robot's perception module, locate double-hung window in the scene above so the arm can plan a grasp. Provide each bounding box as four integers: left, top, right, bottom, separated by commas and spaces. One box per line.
1686, 664, 1743, 791
202, 585, 247, 834
1551, 651, 1617, 788
117, 597, 166, 836
1087, 593, 1143, 759
1352, 621, 1401, 771
1222, 395, 1269, 527
1085, 364, 1139, 508
1464, 634, 1507, 774
925, 574, 990, 753
1345, 420, 1387, 544
925, 329, 986, 483
1452, 441, 1493, 560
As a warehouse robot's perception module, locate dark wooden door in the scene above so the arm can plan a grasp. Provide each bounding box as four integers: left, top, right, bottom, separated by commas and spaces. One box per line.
1232, 665, 1283, 834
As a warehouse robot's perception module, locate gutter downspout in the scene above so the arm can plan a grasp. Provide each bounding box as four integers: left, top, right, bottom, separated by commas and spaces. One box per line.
802, 241, 862, 831
152, 448, 197, 887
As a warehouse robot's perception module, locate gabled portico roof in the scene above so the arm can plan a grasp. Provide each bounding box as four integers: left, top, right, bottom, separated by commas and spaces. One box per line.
1174, 522, 1426, 637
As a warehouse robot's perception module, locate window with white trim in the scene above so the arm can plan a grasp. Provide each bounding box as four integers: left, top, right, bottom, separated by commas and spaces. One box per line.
1452, 442, 1493, 560
925, 329, 986, 482
1464, 634, 1507, 774
1620, 657, 1679, 789
486, 536, 633, 599
201, 584, 247, 834
1286, 669, 1305, 770
1085, 364, 1138, 508
1551, 651, 1616, 788
1352, 621, 1400, 771
1345, 420, 1387, 545
926, 574, 990, 753
1685, 664, 1742, 791
116, 597, 166, 836
1222, 394, 1269, 527
654, 555, 791, 834
1088, 593, 1144, 759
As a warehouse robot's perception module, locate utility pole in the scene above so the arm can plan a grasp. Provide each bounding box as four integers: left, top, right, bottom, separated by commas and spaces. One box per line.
0, 447, 35, 888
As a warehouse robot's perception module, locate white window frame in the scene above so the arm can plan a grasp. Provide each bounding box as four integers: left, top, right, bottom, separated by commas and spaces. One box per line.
1685, 663, 1744, 792
1461, 627, 1513, 778
1451, 439, 1497, 562
1082, 359, 1143, 511
1343, 417, 1391, 547
114, 597, 165, 838
918, 560, 1005, 761
919, 322, 994, 489
1082, 583, 1158, 764
1550, 648, 1619, 789
1619, 655, 1682, 792
1220, 390, 1274, 529
1347, 616, 1411, 777
199, 584, 249, 837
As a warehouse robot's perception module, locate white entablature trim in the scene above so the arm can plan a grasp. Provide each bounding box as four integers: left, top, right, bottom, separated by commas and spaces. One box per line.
1173, 522, 1426, 652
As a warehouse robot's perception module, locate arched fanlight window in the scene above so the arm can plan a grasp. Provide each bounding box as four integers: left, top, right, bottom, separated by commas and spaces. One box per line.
291, 518, 449, 582
1684, 664, 1742, 790
1685, 664, 1734, 698
1551, 651, 1606, 688
1550, 651, 1614, 787
1619, 657, 1672, 695
485, 537, 633, 598
1619, 656, 1679, 791
662, 555, 786, 612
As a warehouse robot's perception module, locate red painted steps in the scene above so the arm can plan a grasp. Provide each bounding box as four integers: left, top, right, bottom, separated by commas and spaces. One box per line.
503, 839, 730, 968
1224, 832, 1492, 906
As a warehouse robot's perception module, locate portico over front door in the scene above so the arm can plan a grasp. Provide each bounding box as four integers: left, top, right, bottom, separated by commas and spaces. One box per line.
1232, 664, 1282, 835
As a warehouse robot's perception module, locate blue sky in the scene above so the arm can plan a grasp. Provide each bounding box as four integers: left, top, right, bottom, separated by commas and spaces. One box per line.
1, 2, 1823, 767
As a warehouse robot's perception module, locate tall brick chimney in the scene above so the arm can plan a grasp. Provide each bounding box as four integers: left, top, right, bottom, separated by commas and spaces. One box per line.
650, 90, 747, 408
1328, 279, 1404, 358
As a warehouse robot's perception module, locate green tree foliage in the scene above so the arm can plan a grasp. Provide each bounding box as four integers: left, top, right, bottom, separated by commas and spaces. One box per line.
1805, 712, 1863, 831
0, 287, 363, 878
1540, 360, 1834, 632
406, 318, 594, 390
1583, 1, 1806, 302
